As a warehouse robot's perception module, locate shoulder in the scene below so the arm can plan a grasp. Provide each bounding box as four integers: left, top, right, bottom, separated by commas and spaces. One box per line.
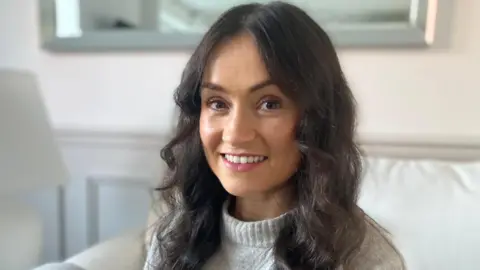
348, 217, 406, 270
143, 230, 160, 270
143, 198, 176, 270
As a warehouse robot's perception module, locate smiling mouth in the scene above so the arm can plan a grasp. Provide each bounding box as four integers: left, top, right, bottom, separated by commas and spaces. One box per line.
221, 154, 268, 164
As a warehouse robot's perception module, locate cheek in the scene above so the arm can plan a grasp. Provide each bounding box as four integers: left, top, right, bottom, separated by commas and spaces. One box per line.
270, 131, 297, 154
264, 118, 300, 168
266, 118, 297, 148
199, 113, 222, 153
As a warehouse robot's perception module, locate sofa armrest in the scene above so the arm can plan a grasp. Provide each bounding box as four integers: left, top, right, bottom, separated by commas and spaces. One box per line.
65, 229, 147, 270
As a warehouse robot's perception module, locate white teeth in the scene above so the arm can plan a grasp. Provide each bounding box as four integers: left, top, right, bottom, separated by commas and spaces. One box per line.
224, 154, 266, 164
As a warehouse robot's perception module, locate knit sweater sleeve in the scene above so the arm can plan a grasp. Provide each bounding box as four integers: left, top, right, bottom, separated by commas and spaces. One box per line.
143, 231, 160, 270
349, 218, 406, 270
142, 200, 171, 270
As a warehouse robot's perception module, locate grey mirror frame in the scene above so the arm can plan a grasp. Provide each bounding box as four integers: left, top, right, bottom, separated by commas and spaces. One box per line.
39, 0, 439, 52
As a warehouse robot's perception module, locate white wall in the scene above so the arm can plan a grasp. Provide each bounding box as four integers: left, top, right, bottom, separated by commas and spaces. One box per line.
1, 0, 479, 138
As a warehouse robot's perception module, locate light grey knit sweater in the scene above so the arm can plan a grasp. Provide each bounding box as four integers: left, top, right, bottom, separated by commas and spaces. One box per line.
143, 203, 405, 270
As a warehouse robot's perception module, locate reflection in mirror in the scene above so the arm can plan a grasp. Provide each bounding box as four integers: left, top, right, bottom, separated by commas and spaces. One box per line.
39, 0, 438, 51
158, 0, 411, 33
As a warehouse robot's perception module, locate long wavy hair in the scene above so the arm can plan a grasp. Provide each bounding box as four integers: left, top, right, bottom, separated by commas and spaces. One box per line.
154, 1, 367, 269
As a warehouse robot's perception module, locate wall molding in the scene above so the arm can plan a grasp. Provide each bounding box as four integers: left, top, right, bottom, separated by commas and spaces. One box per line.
56, 128, 480, 161
85, 174, 155, 246
57, 129, 169, 149
358, 132, 480, 160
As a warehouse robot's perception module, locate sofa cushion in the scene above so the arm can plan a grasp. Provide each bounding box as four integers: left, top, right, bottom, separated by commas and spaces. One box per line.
33, 262, 85, 270
358, 157, 480, 270
65, 231, 145, 270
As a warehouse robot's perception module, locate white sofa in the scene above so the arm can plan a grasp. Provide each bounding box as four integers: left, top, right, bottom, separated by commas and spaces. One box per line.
37, 147, 480, 270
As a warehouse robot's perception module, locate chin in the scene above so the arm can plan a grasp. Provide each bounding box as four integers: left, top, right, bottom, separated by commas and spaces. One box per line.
220, 180, 261, 198
220, 178, 280, 199
222, 184, 255, 198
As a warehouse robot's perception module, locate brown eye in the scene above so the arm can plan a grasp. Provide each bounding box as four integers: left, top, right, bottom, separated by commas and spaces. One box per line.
260, 99, 281, 111
208, 99, 228, 111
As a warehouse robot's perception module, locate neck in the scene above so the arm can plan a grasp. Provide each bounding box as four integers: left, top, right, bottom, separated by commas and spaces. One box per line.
232, 188, 294, 221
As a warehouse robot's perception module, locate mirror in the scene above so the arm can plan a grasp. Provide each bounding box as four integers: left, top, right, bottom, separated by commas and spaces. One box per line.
39, 0, 438, 52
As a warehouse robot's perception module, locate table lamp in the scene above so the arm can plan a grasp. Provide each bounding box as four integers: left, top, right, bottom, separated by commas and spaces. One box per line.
0, 69, 69, 269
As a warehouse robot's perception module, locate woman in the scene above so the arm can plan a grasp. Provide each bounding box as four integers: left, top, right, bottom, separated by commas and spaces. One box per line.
145, 1, 404, 269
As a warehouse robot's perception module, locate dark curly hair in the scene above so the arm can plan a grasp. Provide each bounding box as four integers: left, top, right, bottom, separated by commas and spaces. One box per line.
153, 1, 367, 269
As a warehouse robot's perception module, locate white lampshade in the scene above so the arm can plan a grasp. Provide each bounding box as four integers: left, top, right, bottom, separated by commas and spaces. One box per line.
0, 69, 68, 195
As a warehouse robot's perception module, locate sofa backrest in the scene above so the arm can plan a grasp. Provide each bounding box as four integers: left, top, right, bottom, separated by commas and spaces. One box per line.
359, 157, 480, 270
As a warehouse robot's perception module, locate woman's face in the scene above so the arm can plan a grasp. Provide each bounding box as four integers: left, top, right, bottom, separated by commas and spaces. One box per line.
199, 33, 301, 199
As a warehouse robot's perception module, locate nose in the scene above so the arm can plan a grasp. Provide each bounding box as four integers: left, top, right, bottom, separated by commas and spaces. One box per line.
222, 108, 256, 144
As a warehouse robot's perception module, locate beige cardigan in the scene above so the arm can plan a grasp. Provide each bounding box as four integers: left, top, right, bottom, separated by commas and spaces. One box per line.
346, 218, 406, 269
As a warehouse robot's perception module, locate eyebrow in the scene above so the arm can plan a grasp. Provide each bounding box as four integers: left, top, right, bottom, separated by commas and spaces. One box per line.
200, 79, 274, 93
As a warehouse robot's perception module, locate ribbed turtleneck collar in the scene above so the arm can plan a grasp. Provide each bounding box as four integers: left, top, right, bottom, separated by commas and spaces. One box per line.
221, 200, 289, 248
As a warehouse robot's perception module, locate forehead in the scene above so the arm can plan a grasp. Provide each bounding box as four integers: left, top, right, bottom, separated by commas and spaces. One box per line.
203, 33, 270, 88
